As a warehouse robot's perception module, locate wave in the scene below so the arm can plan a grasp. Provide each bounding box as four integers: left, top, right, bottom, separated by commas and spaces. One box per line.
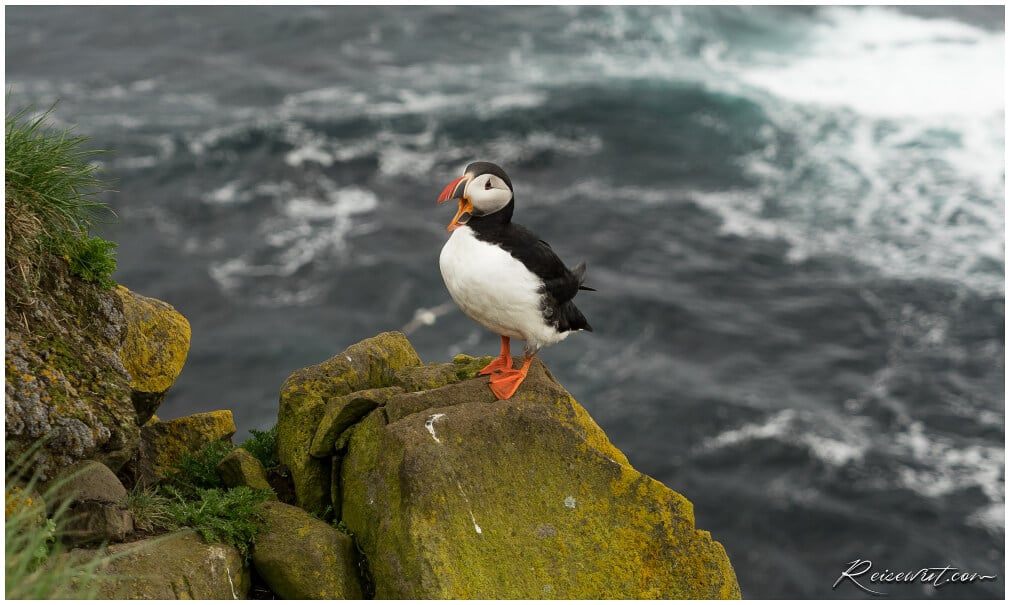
697, 410, 1004, 532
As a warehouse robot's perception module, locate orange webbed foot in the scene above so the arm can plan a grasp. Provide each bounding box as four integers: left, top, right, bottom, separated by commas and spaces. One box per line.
487, 355, 532, 399
479, 335, 514, 376
479, 356, 514, 376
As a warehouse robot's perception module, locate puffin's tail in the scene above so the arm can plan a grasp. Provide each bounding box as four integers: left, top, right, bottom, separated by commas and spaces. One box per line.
559, 300, 593, 333
572, 261, 596, 292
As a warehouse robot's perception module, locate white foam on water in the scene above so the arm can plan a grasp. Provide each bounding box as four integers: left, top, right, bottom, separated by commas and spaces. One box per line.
700, 410, 1004, 530
891, 422, 1004, 501
734, 7, 1004, 119
208, 181, 378, 301
699, 409, 870, 467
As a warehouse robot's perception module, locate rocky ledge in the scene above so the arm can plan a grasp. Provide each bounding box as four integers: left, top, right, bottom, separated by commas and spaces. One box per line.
6, 268, 739, 598
279, 332, 741, 599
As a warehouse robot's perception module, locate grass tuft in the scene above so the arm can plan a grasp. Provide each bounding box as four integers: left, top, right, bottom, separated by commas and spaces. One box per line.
5, 441, 110, 599
5, 103, 117, 304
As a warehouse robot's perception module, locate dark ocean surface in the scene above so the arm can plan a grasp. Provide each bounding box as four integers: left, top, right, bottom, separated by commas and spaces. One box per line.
6, 6, 1004, 599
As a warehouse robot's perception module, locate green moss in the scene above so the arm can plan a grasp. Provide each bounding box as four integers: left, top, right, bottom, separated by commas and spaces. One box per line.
452, 354, 496, 381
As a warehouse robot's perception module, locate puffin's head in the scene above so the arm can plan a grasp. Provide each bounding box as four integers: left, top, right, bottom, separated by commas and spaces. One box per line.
436, 161, 514, 232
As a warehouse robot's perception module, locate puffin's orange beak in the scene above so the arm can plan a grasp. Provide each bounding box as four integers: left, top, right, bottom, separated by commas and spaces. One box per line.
437, 174, 473, 232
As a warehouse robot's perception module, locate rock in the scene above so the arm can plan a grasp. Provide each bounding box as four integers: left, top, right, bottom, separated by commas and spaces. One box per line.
5, 261, 139, 479
392, 363, 458, 392
5, 255, 192, 481
340, 356, 741, 599
252, 501, 363, 600
217, 448, 275, 495
44, 460, 133, 545
309, 387, 403, 458
277, 331, 421, 513
132, 410, 236, 485
390, 355, 496, 393
114, 286, 191, 424
450, 353, 497, 380
62, 501, 133, 545
48, 460, 127, 510
68, 529, 250, 599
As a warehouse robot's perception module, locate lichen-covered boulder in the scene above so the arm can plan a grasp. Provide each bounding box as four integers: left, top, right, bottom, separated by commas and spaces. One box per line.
132, 411, 236, 485
217, 447, 275, 495
340, 357, 740, 599
252, 501, 363, 599
114, 286, 191, 424
70, 529, 250, 599
5, 258, 192, 481
5, 263, 137, 479
309, 386, 403, 458
277, 331, 422, 514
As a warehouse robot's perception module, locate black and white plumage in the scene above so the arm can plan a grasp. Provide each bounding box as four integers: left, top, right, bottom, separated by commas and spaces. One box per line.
437, 161, 592, 399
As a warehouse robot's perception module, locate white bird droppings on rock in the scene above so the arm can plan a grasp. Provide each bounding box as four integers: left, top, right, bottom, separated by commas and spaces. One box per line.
425, 413, 446, 443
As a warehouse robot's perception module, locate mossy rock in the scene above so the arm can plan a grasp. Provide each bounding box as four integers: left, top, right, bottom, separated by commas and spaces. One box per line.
309, 386, 403, 458
252, 501, 363, 599
5, 255, 192, 481
67, 529, 250, 599
114, 286, 191, 424
392, 362, 460, 392
340, 358, 740, 599
133, 411, 236, 484
4, 260, 138, 479
450, 354, 496, 380
216, 447, 275, 496
277, 332, 421, 514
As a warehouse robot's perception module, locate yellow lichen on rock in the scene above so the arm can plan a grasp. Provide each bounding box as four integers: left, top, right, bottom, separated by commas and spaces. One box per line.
68, 529, 250, 599
339, 355, 741, 599
252, 501, 363, 599
134, 411, 236, 484
277, 331, 422, 513
115, 286, 191, 423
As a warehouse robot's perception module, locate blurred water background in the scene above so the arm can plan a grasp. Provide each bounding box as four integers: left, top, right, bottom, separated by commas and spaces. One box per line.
6, 5, 1004, 598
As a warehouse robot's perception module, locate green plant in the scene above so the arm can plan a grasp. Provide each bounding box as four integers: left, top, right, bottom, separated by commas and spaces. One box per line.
159, 486, 270, 560
125, 485, 172, 534
239, 426, 279, 470
65, 236, 118, 289
5, 103, 117, 299
167, 440, 235, 493
5, 442, 108, 598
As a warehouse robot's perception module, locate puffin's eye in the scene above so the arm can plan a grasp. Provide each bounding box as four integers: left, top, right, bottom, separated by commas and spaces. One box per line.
484, 179, 493, 190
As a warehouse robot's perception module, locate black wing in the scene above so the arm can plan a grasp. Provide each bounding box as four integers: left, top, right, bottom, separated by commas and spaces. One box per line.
479, 223, 593, 333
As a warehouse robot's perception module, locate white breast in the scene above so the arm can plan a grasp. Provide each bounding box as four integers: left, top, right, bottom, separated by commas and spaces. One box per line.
439, 226, 567, 351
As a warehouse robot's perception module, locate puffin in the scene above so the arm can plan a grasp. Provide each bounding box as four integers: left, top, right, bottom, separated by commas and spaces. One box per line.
436, 161, 593, 399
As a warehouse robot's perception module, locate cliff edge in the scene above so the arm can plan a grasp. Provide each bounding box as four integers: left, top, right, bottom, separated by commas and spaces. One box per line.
279, 332, 741, 599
